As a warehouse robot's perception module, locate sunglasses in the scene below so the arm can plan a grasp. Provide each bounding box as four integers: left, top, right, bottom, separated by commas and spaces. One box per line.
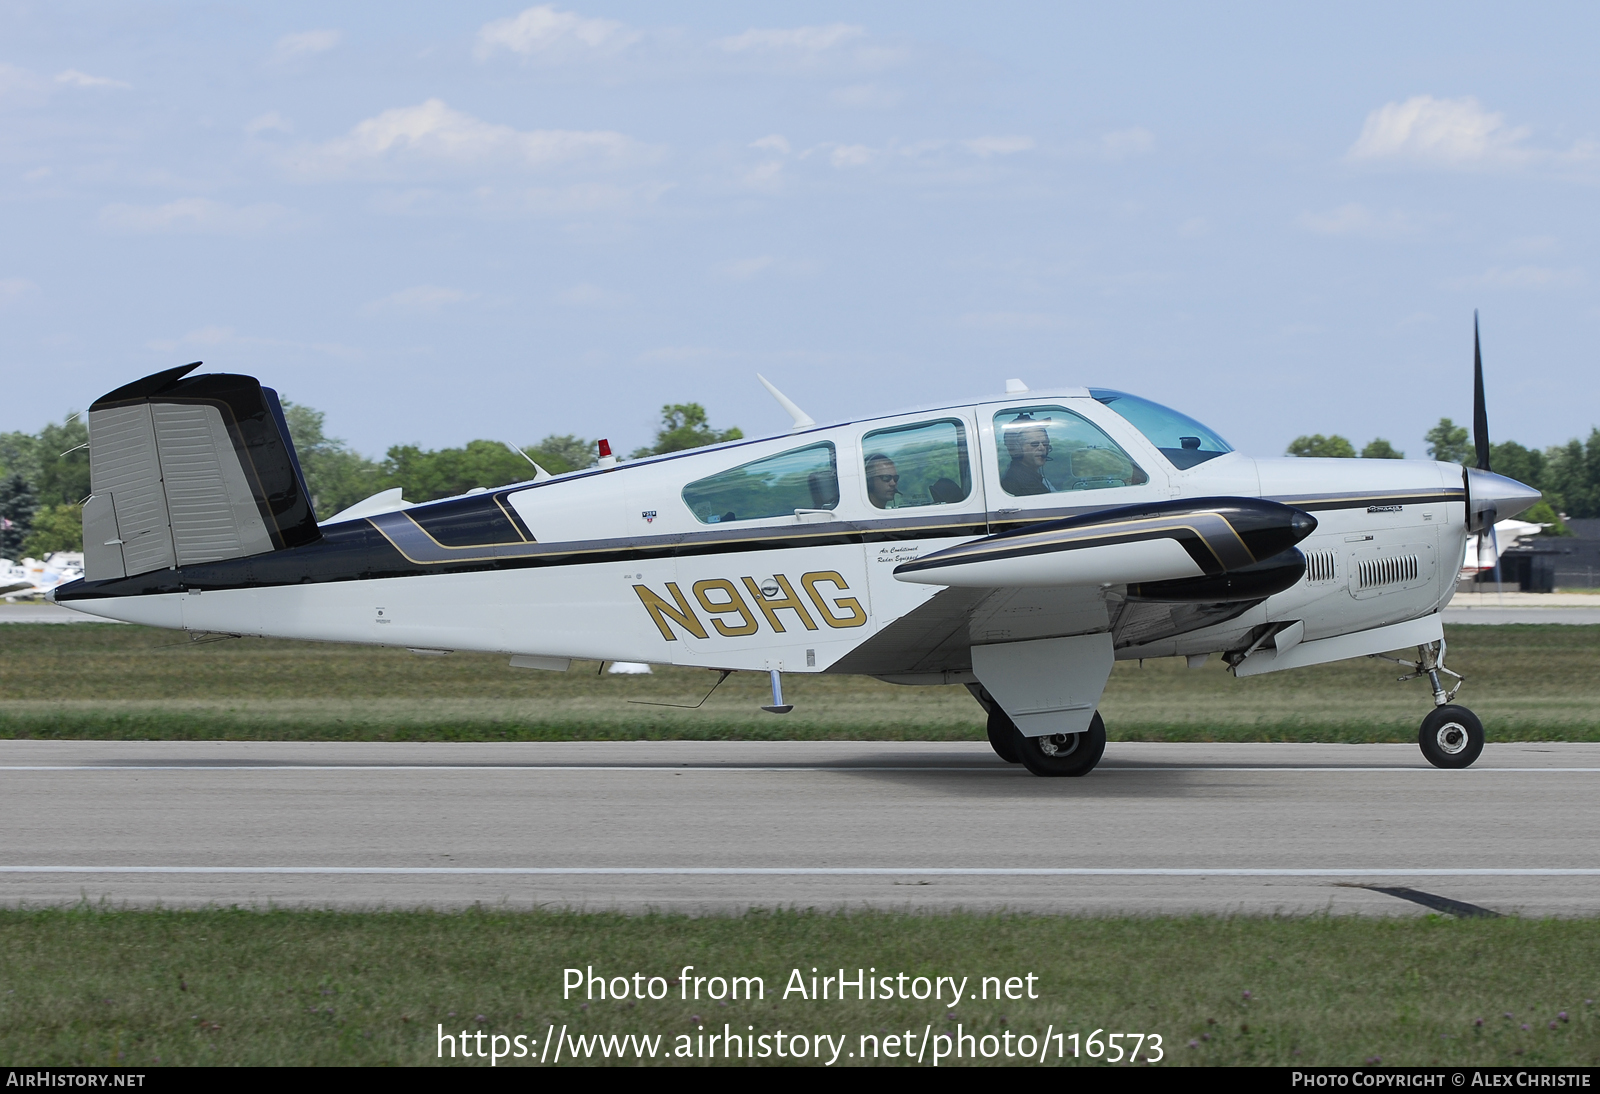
872, 474, 899, 483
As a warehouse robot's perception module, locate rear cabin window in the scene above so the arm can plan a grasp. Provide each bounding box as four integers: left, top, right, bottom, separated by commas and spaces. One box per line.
993, 405, 1148, 497
860, 419, 972, 511
682, 442, 839, 524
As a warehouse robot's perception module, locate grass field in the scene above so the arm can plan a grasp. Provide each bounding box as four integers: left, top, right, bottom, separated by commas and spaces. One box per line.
1, 907, 1596, 1067
1, 622, 1597, 743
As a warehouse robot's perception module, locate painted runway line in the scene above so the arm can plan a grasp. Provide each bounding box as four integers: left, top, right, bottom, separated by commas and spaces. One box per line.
1, 764, 1598, 773
2, 866, 1598, 877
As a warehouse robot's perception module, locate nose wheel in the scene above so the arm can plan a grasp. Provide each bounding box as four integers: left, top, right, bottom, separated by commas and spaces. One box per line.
1418, 705, 1484, 769
1374, 639, 1484, 769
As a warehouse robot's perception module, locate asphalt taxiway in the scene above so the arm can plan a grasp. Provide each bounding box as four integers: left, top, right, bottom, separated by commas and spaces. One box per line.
2, 740, 1597, 917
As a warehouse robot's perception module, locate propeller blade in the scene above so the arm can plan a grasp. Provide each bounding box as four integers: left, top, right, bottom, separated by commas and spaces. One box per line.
1473, 311, 1491, 473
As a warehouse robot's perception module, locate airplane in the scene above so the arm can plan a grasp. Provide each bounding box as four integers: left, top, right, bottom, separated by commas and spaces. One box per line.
1459, 518, 1546, 584
51, 329, 1539, 776
2, 552, 84, 601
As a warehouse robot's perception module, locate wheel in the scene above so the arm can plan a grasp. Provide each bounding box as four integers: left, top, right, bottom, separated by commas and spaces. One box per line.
986, 706, 1022, 764
1014, 712, 1108, 778
1418, 705, 1484, 769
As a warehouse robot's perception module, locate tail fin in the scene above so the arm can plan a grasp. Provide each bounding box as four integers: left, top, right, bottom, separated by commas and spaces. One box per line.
82, 363, 320, 581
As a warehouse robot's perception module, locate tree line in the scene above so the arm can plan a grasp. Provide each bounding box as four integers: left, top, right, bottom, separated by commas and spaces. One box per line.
1286, 416, 1600, 533
0, 402, 740, 558
6, 403, 1596, 558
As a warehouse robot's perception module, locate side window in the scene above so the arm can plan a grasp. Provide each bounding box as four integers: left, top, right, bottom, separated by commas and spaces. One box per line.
860, 419, 972, 511
682, 442, 838, 524
993, 406, 1148, 497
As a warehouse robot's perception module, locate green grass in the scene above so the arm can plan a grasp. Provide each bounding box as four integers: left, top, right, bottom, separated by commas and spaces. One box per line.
2, 622, 1599, 742
1, 907, 1596, 1067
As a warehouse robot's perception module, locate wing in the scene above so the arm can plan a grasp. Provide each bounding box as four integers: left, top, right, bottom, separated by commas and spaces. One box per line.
856, 497, 1317, 737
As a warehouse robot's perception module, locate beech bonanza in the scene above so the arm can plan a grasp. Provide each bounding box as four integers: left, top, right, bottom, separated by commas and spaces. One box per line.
53, 345, 1538, 776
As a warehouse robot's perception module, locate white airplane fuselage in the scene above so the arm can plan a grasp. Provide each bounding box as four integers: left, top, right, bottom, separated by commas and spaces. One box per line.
60, 389, 1477, 678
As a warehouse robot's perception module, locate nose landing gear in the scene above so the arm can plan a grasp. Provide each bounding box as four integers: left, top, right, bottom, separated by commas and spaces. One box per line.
1373, 639, 1484, 769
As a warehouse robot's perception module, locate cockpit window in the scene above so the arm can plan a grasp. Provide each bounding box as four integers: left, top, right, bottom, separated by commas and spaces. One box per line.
860, 419, 971, 510
993, 406, 1148, 497
682, 442, 838, 524
1090, 389, 1232, 470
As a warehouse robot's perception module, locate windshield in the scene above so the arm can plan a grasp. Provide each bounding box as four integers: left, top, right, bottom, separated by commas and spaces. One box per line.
1089, 389, 1233, 470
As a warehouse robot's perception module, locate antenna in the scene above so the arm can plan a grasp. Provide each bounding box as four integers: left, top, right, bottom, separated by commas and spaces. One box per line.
502, 440, 551, 481
757, 374, 816, 431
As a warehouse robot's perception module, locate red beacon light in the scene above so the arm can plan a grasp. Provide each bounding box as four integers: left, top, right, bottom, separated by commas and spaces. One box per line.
597, 438, 616, 468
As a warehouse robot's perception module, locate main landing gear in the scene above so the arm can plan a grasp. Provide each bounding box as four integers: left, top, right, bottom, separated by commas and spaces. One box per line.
986, 704, 1107, 777
1374, 639, 1484, 769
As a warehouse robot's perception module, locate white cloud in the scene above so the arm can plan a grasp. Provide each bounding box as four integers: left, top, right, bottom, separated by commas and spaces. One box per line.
750, 134, 791, 155
364, 286, 473, 314
829, 144, 876, 168
1349, 96, 1530, 167
291, 99, 642, 178
740, 160, 784, 190
0, 63, 48, 104
716, 256, 775, 281
1298, 203, 1414, 236
477, 5, 638, 58
959, 312, 1068, 331
716, 24, 865, 53
1101, 128, 1154, 159
556, 282, 629, 307
810, 136, 1035, 171
272, 29, 342, 62
0, 277, 34, 303
831, 84, 902, 110
245, 111, 294, 136
98, 199, 298, 235
1447, 266, 1584, 290
55, 69, 130, 89
376, 181, 672, 217
964, 135, 1035, 158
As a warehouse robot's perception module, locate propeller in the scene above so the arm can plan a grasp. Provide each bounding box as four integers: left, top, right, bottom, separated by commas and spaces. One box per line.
1470, 312, 1500, 579
1473, 310, 1490, 474
1458, 312, 1543, 575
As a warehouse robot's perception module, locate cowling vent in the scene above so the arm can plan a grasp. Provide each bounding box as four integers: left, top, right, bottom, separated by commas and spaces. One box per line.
1358, 554, 1420, 589
1303, 549, 1337, 583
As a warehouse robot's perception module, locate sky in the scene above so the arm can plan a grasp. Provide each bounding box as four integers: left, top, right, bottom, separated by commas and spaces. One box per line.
2, 2, 1598, 462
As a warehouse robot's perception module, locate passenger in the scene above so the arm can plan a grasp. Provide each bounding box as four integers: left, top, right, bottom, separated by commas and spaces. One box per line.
864, 454, 904, 509
1001, 419, 1056, 496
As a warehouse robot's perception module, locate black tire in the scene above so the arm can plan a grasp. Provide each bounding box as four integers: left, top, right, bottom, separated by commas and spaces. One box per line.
1015, 712, 1107, 778
986, 706, 1023, 764
1418, 705, 1484, 769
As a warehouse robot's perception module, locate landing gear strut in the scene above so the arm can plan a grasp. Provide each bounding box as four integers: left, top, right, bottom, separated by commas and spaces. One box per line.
1374, 639, 1484, 769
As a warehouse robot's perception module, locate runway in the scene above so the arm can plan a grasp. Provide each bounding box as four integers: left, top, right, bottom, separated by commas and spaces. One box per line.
3, 741, 1597, 917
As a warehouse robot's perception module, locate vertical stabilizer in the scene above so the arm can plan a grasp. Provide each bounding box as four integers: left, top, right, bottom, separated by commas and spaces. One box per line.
83, 364, 321, 581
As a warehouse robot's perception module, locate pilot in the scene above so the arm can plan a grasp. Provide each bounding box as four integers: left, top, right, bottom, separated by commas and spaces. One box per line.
1001, 419, 1056, 496
865, 454, 904, 509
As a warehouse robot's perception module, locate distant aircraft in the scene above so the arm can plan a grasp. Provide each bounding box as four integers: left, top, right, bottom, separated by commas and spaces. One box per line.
1459, 518, 1546, 584
52, 327, 1538, 774
2, 552, 83, 601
